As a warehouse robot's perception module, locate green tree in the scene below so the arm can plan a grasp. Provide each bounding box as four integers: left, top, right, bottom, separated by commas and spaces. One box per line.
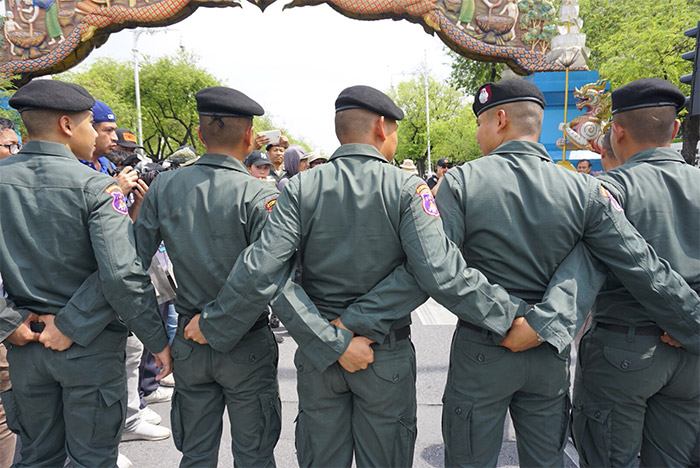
518, 0, 558, 53
56, 52, 316, 159
580, 0, 699, 163
389, 74, 480, 174
448, 50, 504, 95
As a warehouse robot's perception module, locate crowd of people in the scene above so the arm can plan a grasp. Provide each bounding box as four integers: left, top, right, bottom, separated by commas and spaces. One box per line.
0, 74, 697, 468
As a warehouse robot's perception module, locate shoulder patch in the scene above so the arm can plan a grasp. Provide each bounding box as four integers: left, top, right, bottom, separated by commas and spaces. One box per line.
265, 198, 277, 213
105, 184, 128, 215
416, 183, 440, 217
600, 185, 623, 212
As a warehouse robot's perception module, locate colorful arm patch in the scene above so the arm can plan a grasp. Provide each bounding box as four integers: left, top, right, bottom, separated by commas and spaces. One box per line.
265, 198, 277, 213
105, 184, 128, 215
416, 183, 440, 217
600, 186, 624, 212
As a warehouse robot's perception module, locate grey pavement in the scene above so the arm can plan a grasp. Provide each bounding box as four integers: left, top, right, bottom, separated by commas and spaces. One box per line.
120, 299, 580, 468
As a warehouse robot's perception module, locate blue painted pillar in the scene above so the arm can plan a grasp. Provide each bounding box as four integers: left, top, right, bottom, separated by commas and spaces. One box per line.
524, 70, 603, 172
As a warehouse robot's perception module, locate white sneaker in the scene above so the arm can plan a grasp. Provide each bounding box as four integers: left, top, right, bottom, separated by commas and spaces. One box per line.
121, 420, 171, 441
117, 453, 133, 468
159, 373, 175, 387
143, 386, 173, 404
140, 406, 162, 425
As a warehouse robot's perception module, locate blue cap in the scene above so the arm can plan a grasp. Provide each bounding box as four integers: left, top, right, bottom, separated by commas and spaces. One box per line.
92, 100, 116, 123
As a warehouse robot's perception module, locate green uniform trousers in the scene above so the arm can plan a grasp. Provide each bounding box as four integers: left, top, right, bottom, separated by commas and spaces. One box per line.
170, 323, 281, 468
2, 337, 127, 468
442, 325, 571, 468
572, 325, 700, 467
293, 336, 417, 468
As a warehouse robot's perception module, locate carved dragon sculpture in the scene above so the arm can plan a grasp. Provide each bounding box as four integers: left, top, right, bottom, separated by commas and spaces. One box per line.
556, 79, 611, 153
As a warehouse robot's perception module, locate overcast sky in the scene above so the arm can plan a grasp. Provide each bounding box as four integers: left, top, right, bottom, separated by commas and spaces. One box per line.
69, 2, 454, 153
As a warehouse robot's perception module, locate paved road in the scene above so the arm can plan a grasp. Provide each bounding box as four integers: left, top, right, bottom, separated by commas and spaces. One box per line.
120, 299, 580, 468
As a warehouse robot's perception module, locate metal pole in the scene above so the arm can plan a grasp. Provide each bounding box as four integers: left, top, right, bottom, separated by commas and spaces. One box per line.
561, 66, 570, 162
424, 50, 431, 174
133, 30, 144, 147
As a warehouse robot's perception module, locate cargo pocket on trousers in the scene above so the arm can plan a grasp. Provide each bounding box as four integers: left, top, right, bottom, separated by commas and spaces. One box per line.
294, 410, 313, 468
572, 397, 613, 468
442, 393, 474, 466
170, 391, 184, 451
394, 414, 417, 466
90, 379, 126, 447
1, 389, 26, 436
256, 390, 281, 458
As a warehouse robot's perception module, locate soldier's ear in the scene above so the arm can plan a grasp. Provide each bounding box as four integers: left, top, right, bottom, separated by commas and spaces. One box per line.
58, 115, 73, 137
671, 119, 681, 140
196, 126, 205, 145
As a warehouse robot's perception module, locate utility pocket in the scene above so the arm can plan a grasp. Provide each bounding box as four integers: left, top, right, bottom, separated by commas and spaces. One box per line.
170, 335, 194, 362
1, 389, 25, 436
442, 392, 474, 466
90, 379, 126, 447
295, 410, 313, 468
603, 345, 655, 372
229, 331, 272, 365
394, 414, 417, 467
170, 391, 184, 451
572, 397, 614, 467
456, 337, 506, 365
256, 390, 281, 458
372, 357, 414, 385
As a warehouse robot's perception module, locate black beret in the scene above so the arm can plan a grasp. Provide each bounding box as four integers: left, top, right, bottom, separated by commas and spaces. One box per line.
611, 78, 686, 115
9, 80, 95, 113
195, 87, 264, 118
473, 80, 545, 117
335, 85, 404, 121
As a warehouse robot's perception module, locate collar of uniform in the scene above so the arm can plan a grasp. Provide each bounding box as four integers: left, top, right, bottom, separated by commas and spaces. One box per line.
489, 140, 552, 162
328, 143, 389, 163
626, 146, 685, 165
19, 140, 77, 159
193, 153, 248, 173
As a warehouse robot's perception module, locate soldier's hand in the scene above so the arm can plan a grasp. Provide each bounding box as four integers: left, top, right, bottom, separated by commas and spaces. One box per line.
115, 166, 138, 195
128, 179, 149, 221
37, 314, 73, 351
6, 312, 41, 346
338, 336, 374, 373
184, 314, 208, 344
660, 332, 682, 348
255, 134, 270, 150
500, 317, 542, 352
330, 317, 354, 336
153, 344, 173, 381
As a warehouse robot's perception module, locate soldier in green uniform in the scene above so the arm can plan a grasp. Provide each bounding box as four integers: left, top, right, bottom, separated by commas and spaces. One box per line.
0, 80, 171, 467
186, 85, 543, 467
434, 79, 700, 468
569, 78, 700, 467
132, 86, 282, 467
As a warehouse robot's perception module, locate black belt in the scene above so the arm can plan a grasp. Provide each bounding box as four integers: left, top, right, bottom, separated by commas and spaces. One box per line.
178, 315, 269, 335
383, 326, 411, 344
457, 319, 487, 334
596, 322, 663, 336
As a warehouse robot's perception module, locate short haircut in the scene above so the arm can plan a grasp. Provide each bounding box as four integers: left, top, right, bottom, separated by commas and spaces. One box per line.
500, 101, 543, 137
0, 118, 15, 131
601, 130, 616, 161
21, 109, 87, 138
198, 115, 252, 147
577, 159, 591, 167
613, 106, 677, 146
335, 108, 396, 142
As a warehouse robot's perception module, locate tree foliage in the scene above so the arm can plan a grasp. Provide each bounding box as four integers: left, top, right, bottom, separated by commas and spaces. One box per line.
56, 51, 313, 159
389, 74, 481, 174
518, 0, 558, 53
448, 49, 505, 95
580, 0, 697, 89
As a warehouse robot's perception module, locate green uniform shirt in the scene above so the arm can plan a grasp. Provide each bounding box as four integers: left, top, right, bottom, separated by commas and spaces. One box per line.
437, 140, 700, 352
133, 153, 279, 324
0, 140, 168, 353
200, 144, 527, 371
597, 147, 700, 320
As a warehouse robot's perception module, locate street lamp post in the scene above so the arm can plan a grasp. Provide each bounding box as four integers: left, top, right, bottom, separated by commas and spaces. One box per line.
132, 29, 144, 148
